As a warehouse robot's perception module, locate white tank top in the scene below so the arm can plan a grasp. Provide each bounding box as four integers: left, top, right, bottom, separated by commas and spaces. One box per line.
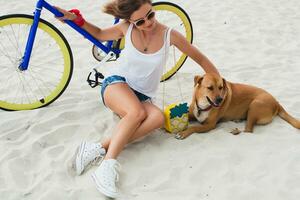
108, 23, 172, 98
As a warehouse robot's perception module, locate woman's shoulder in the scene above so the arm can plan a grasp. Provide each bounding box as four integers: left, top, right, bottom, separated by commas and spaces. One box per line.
117, 20, 131, 36
159, 24, 173, 38
157, 22, 168, 31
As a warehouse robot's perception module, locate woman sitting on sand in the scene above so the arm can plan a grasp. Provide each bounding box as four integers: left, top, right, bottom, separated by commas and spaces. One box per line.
56, 0, 219, 198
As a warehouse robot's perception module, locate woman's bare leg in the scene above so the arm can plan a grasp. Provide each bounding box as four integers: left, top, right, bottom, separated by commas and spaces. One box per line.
101, 83, 164, 160
101, 101, 165, 150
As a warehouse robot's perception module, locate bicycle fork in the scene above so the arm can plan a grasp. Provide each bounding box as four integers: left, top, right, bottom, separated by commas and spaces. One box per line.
19, 0, 65, 71
19, 0, 43, 71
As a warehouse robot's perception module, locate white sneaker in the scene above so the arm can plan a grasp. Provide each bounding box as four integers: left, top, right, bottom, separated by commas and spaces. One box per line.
91, 159, 121, 198
74, 141, 106, 175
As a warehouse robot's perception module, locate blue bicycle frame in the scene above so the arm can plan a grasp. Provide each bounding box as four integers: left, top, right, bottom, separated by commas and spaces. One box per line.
20, 0, 121, 70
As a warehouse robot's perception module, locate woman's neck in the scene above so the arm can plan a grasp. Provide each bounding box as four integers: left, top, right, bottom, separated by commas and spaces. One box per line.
138, 22, 160, 37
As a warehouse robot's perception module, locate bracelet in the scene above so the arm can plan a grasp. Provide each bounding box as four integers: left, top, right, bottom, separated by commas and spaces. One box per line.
68, 9, 85, 27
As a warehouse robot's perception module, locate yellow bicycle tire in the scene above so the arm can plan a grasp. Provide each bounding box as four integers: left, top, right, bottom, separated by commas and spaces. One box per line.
0, 14, 73, 111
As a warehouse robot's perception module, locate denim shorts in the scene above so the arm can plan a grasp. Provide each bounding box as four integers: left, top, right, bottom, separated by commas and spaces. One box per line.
100, 75, 151, 106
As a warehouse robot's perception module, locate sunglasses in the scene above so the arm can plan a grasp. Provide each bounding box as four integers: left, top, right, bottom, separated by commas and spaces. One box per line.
132, 11, 155, 27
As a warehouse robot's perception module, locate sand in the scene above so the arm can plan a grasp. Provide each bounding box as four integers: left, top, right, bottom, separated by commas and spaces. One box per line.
1, 0, 300, 199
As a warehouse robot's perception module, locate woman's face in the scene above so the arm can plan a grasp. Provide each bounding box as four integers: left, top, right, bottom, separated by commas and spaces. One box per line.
129, 3, 157, 31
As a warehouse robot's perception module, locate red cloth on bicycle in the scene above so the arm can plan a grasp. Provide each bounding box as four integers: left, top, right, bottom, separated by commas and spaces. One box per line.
68, 9, 85, 27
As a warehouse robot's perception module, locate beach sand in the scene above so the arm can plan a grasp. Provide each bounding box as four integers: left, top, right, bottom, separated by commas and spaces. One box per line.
1, 0, 300, 199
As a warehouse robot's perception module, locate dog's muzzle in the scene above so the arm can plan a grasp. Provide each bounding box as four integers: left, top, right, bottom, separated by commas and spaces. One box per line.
206, 96, 223, 107
196, 96, 223, 115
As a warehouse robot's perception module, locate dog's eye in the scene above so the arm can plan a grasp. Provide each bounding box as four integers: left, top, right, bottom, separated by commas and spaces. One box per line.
207, 86, 213, 91
219, 86, 223, 90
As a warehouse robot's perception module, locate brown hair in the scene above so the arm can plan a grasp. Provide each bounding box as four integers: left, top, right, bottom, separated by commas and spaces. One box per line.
103, 0, 152, 20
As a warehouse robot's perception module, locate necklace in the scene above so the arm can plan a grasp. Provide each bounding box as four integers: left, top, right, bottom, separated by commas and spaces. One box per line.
139, 31, 150, 52
138, 30, 153, 52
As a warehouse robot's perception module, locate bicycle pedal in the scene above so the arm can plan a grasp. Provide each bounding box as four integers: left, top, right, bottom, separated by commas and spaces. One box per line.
87, 69, 104, 88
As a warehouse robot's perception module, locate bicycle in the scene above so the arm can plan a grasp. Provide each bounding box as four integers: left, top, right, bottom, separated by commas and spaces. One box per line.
0, 0, 193, 111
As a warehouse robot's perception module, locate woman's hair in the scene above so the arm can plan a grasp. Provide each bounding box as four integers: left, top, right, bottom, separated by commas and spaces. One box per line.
103, 0, 152, 20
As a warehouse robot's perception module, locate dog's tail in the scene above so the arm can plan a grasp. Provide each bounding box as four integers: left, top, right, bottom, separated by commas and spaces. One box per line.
278, 104, 300, 129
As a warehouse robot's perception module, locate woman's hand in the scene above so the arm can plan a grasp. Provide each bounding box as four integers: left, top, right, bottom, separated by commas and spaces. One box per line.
54, 6, 77, 22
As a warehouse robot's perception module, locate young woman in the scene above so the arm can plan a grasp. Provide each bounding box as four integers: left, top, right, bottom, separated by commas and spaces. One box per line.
56, 0, 219, 198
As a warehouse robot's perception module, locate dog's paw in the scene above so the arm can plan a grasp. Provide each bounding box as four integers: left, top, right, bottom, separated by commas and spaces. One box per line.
175, 131, 188, 140
230, 128, 241, 135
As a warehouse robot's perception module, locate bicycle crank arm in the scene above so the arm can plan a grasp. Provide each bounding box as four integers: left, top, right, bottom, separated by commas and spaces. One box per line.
92, 51, 116, 72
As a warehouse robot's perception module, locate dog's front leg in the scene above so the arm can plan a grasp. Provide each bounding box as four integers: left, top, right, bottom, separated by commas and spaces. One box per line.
175, 122, 216, 140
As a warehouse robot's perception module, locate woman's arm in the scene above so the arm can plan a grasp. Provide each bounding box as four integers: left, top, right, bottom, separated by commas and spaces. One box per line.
170, 29, 220, 75
55, 6, 125, 41
82, 21, 125, 41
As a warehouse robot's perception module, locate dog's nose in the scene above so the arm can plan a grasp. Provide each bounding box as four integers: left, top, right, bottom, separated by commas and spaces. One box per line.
215, 96, 223, 105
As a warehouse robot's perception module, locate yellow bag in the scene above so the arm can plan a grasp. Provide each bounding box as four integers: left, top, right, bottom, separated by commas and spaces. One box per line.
164, 102, 189, 133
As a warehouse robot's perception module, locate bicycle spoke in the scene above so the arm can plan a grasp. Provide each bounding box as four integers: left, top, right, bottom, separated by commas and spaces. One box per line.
15, 71, 32, 104
30, 27, 52, 59
0, 25, 28, 67
19, 24, 30, 56
3, 25, 21, 59
29, 69, 64, 82
0, 38, 17, 65
0, 46, 16, 65
31, 50, 63, 68
28, 68, 59, 88
8, 72, 23, 104
0, 70, 15, 95
9, 72, 26, 104
31, 52, 64, 63
9, 24, 23, 59
27, 70, 51, 98
13, 80, 24, 104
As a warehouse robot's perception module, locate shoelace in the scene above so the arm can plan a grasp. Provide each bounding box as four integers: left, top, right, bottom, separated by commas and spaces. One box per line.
91, 156, 103, 166
83, 146, 105, 170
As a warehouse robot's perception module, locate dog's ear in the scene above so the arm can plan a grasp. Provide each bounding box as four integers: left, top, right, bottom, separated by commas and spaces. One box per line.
194, 75, 203, 87
222, 78, 228, 92
222, 78, 226, 87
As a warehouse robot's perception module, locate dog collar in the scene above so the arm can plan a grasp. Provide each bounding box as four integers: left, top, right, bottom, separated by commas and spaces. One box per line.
196, 101, 212, 113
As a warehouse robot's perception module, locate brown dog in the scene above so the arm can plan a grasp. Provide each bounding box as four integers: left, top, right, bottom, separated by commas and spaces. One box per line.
175, 73, 300, 139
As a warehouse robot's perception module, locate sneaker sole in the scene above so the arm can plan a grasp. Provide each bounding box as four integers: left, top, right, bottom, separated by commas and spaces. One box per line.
91, 172, 118, 198
74, 141, 87, 175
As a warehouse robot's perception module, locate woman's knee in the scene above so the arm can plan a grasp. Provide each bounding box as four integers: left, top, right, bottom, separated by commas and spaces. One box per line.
127, 108, 147, 123
143, 103, 165, 128
148, 109, 165, 128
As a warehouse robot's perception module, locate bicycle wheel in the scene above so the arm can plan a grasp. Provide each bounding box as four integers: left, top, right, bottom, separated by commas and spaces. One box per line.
116, 2, 193, 82
0, 14, 73, 111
